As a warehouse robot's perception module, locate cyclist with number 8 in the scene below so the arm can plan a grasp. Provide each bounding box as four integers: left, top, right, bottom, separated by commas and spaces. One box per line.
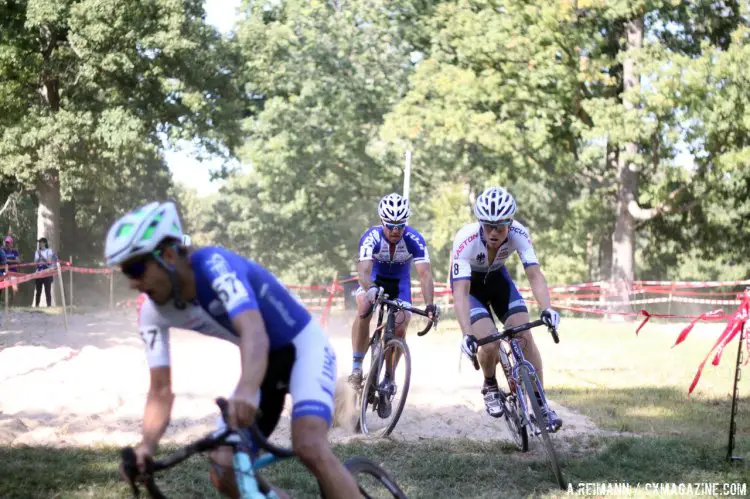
450, 187, 562, 431
105, 201, 362, 499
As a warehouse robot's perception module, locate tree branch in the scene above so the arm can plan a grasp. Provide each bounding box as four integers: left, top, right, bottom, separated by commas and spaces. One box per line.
0, 194, 17, 218
628, 185, 693, 222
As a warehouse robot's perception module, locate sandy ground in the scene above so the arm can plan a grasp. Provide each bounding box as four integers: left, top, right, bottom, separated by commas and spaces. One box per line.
0, 308, 607, 453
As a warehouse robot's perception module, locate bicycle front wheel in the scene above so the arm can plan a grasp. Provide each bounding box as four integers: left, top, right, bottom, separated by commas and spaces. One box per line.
518, 365, 566, 489
345, 456, 408, 499
359, 337, 411, 437
500, 389, 528, 452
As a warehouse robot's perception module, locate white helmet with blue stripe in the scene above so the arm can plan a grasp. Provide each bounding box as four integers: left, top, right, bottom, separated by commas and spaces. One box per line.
474, 187, 516, 222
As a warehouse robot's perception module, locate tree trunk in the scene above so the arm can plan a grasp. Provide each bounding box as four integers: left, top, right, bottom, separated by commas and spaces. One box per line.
611, 15, 643, 305
586, 232, 595, 282
60, 199, 77, 257
598, 231, 613, 308
37, 174, 61, 306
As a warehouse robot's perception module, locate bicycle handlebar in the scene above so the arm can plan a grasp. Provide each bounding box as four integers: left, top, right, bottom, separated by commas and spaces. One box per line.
468, 320, 560, 371
121, 398, 296, 498
215, 397, 295, 458
360, 288, 439, 336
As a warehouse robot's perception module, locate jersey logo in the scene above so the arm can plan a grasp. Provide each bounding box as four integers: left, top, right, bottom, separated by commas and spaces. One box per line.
359, 230, 380, 260
510, 225, 531, 242
476, 252, 486, 265
207, 253, 233, 276
259, 282, 296, 327
405, 232, 426, 251
211, 272, 250, 310
454, 232, 478, 259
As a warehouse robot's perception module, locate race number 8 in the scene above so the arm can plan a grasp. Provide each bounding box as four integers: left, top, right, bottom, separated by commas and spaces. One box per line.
453, 263, 459, 276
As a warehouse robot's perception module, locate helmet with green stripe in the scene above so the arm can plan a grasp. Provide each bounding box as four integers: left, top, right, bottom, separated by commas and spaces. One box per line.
105, 201, 184, 266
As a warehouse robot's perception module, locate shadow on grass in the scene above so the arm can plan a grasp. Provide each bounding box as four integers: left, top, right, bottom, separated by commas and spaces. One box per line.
2, 436, 749, 499
547, 385, 750, 441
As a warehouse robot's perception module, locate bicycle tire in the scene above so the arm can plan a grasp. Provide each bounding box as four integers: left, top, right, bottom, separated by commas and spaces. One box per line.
345, 456, 409, 499
518, 366, 566, 489
500, 389, 528, 451
359, 338, 411, 437
498, 346, 528, 451
359, 339, 383, 435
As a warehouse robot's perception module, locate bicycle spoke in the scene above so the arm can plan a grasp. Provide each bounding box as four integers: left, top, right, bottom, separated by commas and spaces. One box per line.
360, 338, 411, 437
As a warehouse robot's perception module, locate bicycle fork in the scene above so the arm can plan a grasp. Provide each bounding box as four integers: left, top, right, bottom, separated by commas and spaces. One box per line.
509, 342, 552, 434
497, 342, 517, 394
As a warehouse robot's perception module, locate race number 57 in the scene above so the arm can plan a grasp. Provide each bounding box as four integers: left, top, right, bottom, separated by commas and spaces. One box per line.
212, 273, 249, 309
140, 327, 159, 350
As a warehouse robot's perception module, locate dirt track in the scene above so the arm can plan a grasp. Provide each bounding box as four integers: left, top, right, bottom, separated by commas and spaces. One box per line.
0, 308, 601, 450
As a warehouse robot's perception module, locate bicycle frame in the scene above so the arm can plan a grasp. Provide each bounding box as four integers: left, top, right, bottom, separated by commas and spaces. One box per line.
122, 397, 408, 499
471, 319, 559, 431
366, 294, 436, 379
505, 337, 551, 431
122, 400, 295, 499
366, 290, 437, 341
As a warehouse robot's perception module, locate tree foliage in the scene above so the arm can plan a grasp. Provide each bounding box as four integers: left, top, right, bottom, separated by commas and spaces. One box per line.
0, 0, 243, 258
2, 0, 748, 286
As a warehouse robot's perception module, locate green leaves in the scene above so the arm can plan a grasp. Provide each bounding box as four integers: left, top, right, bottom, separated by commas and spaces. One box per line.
0, 0, 245, 258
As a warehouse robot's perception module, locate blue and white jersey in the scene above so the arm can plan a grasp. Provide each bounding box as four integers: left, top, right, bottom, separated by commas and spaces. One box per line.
358, 226, 430, 279
138, 246, 311, 368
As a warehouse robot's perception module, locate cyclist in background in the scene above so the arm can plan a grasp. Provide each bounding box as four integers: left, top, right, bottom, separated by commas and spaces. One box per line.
349, 193, 436, 413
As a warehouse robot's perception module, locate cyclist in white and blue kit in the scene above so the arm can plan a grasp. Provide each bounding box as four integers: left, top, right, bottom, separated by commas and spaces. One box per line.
452, 187, 562, 431
349, 193, 436, 412
105, 201, 361, 499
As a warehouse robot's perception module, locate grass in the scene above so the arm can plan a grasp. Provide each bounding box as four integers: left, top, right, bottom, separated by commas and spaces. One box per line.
1, 438, 748, 498
2, 318, 750, 498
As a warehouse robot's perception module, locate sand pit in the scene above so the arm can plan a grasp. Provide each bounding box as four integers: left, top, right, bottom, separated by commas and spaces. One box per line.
0, 308, 601, 451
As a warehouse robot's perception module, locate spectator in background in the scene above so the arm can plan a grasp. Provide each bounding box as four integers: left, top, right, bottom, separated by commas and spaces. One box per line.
34, 237, 57, 307
0, 244, 6, 276
3, 236, 20, 305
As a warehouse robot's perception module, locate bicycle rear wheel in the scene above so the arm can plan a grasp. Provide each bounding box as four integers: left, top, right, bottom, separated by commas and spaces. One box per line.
345, 456, 408, 499
518, 365, 566, 489
359, 337, 411, 437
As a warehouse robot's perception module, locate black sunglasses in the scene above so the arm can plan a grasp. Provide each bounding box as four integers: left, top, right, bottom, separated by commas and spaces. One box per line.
120, 249, 163, 279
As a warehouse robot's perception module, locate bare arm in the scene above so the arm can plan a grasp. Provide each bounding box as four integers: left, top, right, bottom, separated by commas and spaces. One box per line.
141, 367, 174, 453
452, 279, 473, 336
231, 309, 270, 397
525, 265, 552, 310
357, 259, 374, 290
415, 262, 434, 305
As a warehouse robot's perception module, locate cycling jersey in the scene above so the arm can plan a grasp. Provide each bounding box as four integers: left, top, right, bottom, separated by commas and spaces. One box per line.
450, 221, 538, 282
357, 225, 429, 303
137, 246, 335, 426
450, 221, 536, 324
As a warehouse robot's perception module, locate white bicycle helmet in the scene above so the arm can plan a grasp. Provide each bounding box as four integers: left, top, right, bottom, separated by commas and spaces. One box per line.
105, 201, 184, 266
473, 187, 516, 222
378, 193, 411, 223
